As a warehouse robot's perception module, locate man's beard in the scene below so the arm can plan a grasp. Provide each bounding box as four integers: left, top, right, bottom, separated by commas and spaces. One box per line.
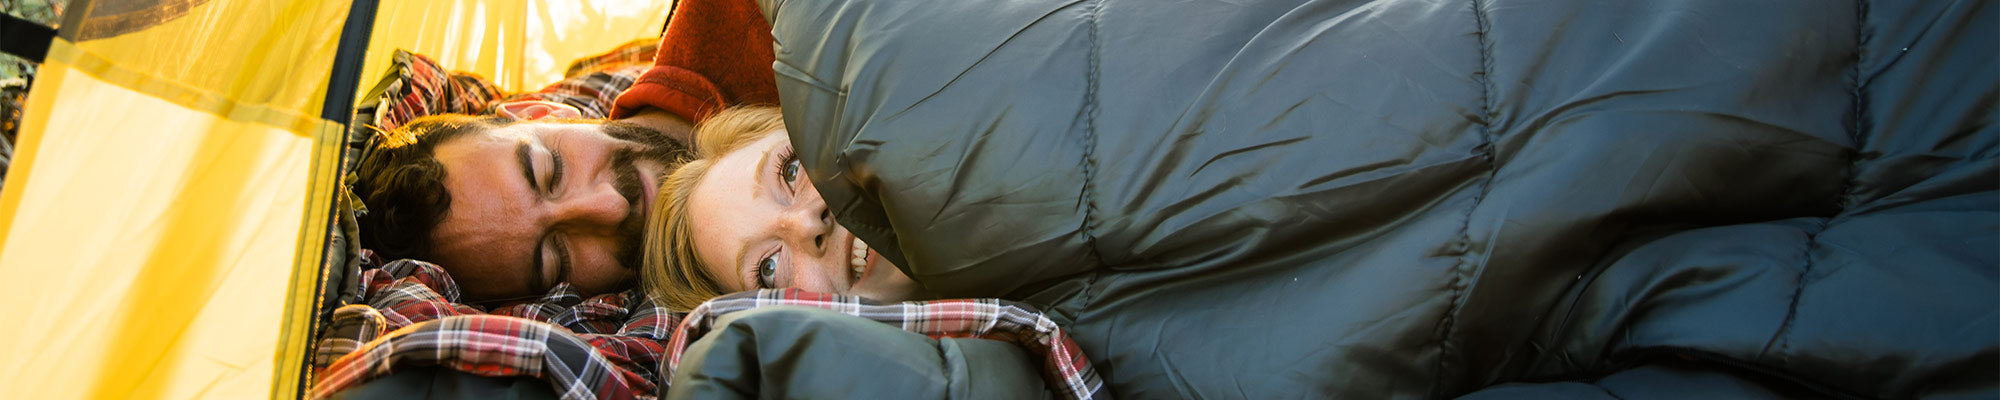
604, 121, 686, 270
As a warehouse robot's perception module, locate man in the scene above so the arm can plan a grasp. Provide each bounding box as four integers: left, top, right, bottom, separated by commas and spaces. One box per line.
351, 114, 683, 303
350, 0, 776, 303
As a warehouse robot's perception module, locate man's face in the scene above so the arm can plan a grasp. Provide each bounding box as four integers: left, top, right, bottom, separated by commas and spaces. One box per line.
429, 120, 676, 303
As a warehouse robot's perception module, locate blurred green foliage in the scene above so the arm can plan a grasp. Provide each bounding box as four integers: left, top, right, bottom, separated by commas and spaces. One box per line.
3, 0, 59, 170
2, 0, 62, 82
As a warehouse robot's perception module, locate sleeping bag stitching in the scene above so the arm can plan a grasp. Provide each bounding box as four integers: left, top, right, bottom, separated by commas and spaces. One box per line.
1061, 0, 1110, 329
1073, 0, 1106, 266
1844, 0, 1873, 212
1771, 0, 1870, 368
1434, 0, 1501, 396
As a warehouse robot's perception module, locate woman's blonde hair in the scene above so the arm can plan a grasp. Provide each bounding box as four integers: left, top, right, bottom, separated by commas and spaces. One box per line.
642, 106, 790, 312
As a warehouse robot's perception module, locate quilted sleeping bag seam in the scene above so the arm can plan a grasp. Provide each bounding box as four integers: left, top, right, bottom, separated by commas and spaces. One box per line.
1435, 0, 1503, 396
1066, 0, 1108, 316
1074, 0, 1106, 266
1770, 0, 1869, 377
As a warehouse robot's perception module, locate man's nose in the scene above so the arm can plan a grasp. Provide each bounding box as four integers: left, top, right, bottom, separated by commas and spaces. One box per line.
551, 183, 628, 231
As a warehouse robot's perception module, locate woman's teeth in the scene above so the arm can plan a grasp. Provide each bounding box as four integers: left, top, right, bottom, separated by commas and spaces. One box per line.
850, 237, 869, 281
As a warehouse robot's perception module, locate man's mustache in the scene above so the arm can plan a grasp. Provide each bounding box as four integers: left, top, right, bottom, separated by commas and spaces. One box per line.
604, 121, 683, 271
611, 150, 647, 269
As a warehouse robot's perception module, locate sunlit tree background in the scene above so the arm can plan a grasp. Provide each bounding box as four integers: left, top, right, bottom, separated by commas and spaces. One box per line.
0, 0, 62, 188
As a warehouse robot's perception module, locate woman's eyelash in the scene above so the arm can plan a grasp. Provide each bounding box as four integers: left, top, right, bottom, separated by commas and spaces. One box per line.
773, 146, 800, 183
757, 255, 778, 289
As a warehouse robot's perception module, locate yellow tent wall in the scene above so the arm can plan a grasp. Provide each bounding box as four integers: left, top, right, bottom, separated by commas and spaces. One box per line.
0, 0, 666, 398
362, 0, 675, 93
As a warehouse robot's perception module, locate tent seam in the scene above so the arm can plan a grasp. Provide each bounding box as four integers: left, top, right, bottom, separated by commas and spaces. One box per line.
40, 40, 324, 136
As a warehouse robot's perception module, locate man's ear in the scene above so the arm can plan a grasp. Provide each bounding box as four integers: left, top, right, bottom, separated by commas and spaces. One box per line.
494, 100, 586, 121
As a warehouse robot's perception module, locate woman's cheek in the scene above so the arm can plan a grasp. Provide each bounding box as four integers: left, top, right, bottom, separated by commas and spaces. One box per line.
789, 261, 833, 293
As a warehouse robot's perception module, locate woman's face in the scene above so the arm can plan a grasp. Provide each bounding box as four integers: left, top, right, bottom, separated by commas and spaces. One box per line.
687, 130, 927, 302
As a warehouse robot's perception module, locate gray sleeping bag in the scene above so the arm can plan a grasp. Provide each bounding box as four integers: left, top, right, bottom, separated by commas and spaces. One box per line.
735, 0, 1995, 397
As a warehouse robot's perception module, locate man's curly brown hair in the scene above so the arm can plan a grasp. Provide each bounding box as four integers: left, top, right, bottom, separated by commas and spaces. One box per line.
349, 114, 509, 261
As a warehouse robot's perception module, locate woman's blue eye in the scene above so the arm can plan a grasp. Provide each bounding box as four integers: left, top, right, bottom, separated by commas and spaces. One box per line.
758, 257, 777, 288
780, 160, 801, 183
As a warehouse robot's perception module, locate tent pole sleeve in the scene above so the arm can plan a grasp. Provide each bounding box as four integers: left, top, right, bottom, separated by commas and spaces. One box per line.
55, 0, 91, 40
321, 0, 381, 122
281, 0, 380, 398
0, 12, 56, 63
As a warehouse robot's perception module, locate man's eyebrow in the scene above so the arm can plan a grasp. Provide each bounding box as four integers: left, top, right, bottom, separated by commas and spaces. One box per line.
529, 237, 546, 293
516, 139, 546, 292
516, 140, 540, 193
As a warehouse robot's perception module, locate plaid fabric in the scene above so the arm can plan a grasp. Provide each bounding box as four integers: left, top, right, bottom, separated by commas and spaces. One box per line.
365, 50, 504, 132
311, 262, 1105, 399
669, 289, 1110, 400
492, 65, 651, 120
316, 315, 646, 400
310, 260, 677, 399
487, 38, 657, 120
563, 38, 660, 78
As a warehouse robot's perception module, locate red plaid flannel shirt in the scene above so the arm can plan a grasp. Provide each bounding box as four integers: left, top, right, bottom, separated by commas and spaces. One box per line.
490, 39, 658, 119
310, 261, 1107, 399
491, 65, 652, 120
310, 260, 675, 399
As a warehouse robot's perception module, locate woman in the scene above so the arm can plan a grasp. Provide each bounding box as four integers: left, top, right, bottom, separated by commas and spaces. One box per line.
642, 106, 930, 311
639, 111, 1110, 399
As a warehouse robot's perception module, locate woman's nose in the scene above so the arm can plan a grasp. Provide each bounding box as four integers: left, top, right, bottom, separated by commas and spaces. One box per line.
778, 192, 833, 253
